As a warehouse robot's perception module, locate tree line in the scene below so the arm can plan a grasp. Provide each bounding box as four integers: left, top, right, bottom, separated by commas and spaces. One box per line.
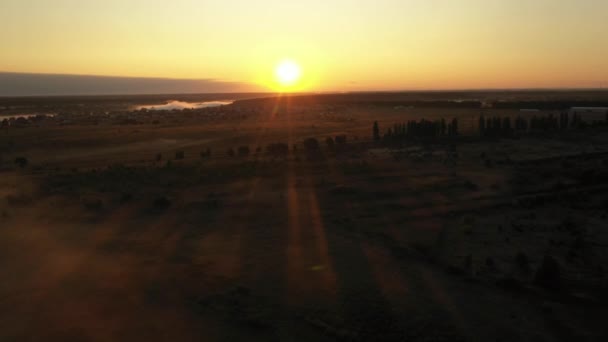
373, 110, 608, 143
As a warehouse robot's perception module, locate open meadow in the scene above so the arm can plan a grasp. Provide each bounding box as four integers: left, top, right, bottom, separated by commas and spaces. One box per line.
1, 92, 608, 341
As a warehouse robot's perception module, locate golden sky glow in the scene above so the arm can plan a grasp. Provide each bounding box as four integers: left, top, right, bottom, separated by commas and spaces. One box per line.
1, 0, 607, 92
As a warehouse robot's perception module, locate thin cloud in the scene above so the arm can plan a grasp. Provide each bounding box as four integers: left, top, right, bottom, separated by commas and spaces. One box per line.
0, 72, 265, 96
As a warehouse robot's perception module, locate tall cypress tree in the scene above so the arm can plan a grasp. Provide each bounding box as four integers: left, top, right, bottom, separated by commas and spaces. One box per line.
373, 121, 380, 142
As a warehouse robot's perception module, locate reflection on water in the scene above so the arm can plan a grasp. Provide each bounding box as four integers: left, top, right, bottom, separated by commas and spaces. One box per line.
136, 100, 233, 111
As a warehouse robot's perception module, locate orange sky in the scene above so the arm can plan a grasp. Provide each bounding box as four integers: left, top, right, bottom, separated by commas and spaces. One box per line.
1, 0, 607, 92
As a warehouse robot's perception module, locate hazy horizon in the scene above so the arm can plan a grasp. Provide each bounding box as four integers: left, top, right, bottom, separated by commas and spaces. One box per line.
2, 71, 607, 97
2, 0, 607, 94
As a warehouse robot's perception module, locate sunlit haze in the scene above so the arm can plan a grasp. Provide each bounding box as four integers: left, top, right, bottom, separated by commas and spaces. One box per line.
1, 0, 607, 94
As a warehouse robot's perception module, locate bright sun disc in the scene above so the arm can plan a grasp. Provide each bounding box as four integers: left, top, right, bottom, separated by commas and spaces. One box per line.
275, 60, 301, 86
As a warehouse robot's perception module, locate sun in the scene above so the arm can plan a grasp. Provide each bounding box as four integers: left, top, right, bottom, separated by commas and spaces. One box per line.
275, 60, 301, 87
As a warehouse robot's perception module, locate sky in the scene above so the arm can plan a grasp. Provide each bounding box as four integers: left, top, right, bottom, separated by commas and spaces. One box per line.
1, 0, 607, 95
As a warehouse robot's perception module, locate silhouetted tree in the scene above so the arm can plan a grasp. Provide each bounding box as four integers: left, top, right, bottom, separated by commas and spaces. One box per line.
335, 135, 347, 145
325, 136, 335, 149
14, 157, 28, 168
534, 255, 561, 291
266, 143, 289, 157
303, 137, 320, 152
373, 121, 380, 142
237, 146, 250, 157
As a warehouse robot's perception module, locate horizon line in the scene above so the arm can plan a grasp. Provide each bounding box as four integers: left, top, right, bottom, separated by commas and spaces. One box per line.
1, 70, 607, 98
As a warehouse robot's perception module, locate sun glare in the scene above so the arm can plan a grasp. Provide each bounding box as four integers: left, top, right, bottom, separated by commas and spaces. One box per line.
275, 60, 301, 87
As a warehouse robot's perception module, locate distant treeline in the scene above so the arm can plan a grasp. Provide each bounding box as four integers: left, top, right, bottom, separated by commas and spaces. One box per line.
232, 91, 608, 110
374, 110, 608, 144
232, 95, 483, 108
493, 100, 608, 110
379, 118, 460, 143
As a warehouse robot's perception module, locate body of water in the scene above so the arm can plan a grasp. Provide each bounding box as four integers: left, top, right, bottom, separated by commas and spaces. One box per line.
136, 100, 233, 111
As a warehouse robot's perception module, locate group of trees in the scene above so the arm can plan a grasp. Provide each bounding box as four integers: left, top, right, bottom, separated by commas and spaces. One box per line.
479, 111, 600, 138
197, 135, 352, 161
479, 115, 516, 138
378, 118, 459, 144
373, 111, 608, 144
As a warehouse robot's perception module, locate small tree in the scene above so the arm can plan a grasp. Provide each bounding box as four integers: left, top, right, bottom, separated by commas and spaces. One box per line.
266, 143, 289, 157
238, 145, 250, 157
534, 255, 561, 290
335, 135, 347, 145
373, 121, 380, 142
303, 137, 320, 152
14, 157, 28, 169
325, 136, 335, 149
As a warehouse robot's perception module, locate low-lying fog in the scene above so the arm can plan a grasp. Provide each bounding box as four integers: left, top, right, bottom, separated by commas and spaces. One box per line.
136, 100, 233, 111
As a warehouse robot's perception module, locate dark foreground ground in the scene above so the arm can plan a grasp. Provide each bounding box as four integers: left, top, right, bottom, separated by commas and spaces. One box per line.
1, 92, 607, 341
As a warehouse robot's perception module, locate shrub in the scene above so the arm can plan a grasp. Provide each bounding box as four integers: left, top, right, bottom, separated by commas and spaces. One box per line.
14, 157, 28, 168
325, 137, 335, 149
120, 193, 133, 204
303, 137, 320, 151
83, 198, 104, 211
200, 148, 211, 159
534, 255, 561, 290
515, 252, 530, 273
6, 193, 32, 206
237, 146, 250, 157
153, 196, 171, 209
335, 135, 347, 145
266, 143, 289, 157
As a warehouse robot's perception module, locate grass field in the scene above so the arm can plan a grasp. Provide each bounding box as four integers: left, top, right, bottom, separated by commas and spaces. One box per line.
1, 93, 607, 341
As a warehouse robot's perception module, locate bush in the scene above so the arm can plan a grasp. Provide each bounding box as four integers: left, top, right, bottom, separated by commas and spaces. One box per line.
5, 193, 32, 206
200, 148, 211, 159
325, 137, 335, 149
534, 255, 561, 290
303, 138, 320, 152
83, 198, 104, 211
335, 135, 347, 145
14, 157, 28, 168
515, 252, 530, 273
153, 196, 171, 209
120, 193, 133, 204
237, 146, 250, 157
266, 143, 289, 157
